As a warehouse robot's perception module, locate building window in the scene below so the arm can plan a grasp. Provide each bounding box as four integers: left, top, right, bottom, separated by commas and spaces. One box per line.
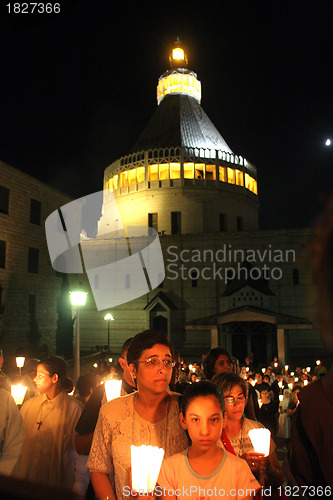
190, 270, 198, 288
0, 186, 10, 215
0, 240, 6, 268
219, 213, 227, 232
28, 247, 39, 274
0, 284, 3, 313
30, 199, 41, 225
171, 212, 181, 235
148, 213, 158, 231
236, 216, 244, 231
293, 268, 299, 285
28, 294, 36, 315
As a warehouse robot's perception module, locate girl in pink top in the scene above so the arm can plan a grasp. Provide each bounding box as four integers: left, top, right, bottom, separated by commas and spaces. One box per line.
157, 381, 260, 500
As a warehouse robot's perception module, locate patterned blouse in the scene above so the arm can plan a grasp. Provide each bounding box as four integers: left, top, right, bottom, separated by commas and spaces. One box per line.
87, 391, 189, 500
227, 417, 276, 457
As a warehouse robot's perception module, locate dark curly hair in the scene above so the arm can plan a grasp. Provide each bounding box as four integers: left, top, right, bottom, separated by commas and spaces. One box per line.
126, 329, 173, 367
203, 347, 232, 380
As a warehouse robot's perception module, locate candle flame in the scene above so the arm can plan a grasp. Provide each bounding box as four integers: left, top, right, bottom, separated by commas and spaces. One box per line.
11, 384, 28, 405
131, 445, 165, 493
249, 428, 271, 456
105, 379, 122, 402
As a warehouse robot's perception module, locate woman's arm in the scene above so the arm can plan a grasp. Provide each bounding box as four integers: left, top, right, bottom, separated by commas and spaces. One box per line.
266, 451, 285, 486
286, 406, 297, 418
75, 432, 94, 455
91, 471, 115, 500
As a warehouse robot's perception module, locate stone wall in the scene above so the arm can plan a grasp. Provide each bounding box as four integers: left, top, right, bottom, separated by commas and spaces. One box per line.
0, 161, 72, 356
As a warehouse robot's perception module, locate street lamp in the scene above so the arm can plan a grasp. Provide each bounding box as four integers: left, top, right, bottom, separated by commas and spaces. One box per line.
16, 356, 25, 376
104, 313, 114, 348
70, 289, 88, 385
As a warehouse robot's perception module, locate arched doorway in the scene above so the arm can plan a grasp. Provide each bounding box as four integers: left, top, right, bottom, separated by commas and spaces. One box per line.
153, 315, 168, 334
224, 321, 277, 366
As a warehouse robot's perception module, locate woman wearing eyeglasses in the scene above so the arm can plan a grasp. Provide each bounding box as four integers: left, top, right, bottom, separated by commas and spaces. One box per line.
87, 330, 189, 500
212, 372, 284, 490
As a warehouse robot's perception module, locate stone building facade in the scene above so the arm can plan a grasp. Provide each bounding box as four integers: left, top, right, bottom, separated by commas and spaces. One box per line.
75, 42, 325, 367
0, 160, 72, 356
1, 42, 328, 368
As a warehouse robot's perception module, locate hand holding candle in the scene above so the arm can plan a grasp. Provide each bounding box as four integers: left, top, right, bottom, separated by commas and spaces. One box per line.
131, 445, 165, 494
249, 428, 271, 486
105, 379, 122, 402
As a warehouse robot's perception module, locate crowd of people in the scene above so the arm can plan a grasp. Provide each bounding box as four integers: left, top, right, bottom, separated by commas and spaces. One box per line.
1, 200, 333, 499
0, 334, 331, 500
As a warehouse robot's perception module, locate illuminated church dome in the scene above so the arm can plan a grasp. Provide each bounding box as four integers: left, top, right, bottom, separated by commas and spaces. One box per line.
132, 39, 232, 153
98, 40, 259, 235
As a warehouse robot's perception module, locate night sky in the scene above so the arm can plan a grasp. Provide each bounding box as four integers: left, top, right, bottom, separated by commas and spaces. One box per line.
1, 0, 332, 230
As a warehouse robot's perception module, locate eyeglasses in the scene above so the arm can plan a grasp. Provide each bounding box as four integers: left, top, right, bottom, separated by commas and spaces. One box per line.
137, 357, 175, 369
224, 395, 246, 405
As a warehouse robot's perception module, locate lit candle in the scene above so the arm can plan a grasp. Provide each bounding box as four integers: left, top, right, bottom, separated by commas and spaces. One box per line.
279, 394, 284, 402
306, 367, 311, 373
249, 428, 270, 488
303, 380, 308, 386
131, 445, 165, 493
285, 365, 289, 371
11, 384, 28, 405
288, 383, 293, 390
105, 379, 122, 402
261, 368, 265, 374
249, 428, 271, 457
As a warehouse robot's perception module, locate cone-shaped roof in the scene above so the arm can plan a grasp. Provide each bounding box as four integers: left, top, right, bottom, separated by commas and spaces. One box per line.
130, 93, 233, 153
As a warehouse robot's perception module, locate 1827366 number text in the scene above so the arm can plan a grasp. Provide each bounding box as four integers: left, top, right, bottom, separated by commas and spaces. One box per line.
6, 3, 61, 14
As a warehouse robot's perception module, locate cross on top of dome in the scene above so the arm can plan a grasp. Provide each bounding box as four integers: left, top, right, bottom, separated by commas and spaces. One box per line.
169, 37, 188, 68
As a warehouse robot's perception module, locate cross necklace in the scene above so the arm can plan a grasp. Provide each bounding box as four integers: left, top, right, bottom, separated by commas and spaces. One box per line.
36, 404, 54, 430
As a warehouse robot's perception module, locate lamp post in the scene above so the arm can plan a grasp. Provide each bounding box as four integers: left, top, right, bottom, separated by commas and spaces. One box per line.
70, 290, 88, 385
104, 313, 114, 348
16, 356, 25, 376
